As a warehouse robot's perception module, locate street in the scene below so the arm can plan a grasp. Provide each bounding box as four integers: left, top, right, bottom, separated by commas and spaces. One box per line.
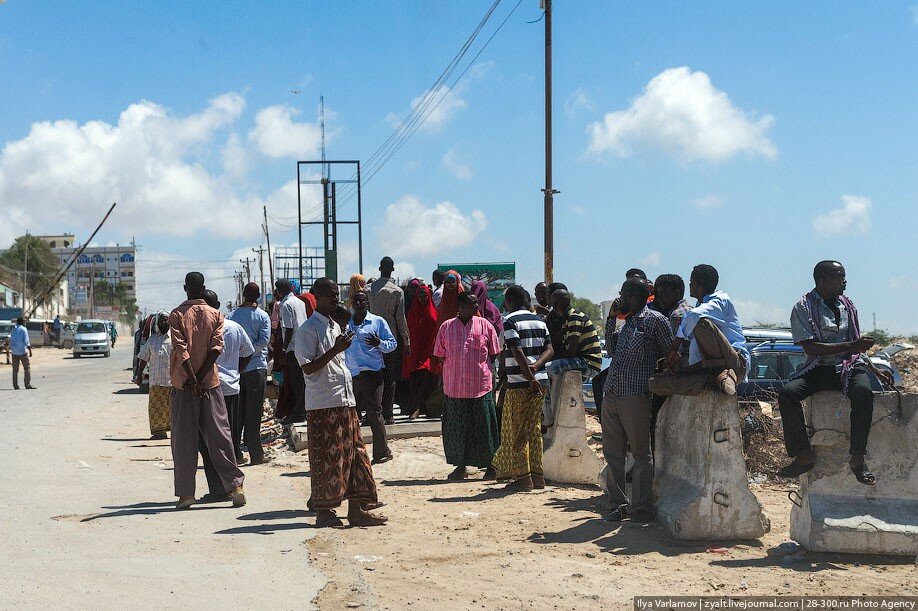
0, 346, 325, 608
1, 347, 914, 610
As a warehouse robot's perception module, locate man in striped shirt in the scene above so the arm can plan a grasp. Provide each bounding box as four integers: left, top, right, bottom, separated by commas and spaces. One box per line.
492, 285, 554, 491
544, 290, 602, 418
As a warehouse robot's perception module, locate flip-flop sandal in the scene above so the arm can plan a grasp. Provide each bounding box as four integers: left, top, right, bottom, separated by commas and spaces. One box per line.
777, 462, 815, 479
315, 514, 345, 528
850, 463, 876, 485
348, 513, 388, 527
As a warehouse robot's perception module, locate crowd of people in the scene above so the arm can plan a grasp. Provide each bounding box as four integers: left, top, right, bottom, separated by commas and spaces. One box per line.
132, 257, 891, 527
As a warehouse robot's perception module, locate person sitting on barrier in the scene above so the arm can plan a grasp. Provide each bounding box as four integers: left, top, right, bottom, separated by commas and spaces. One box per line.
601, 278, 674, 523
544, 289, 602, 424
654, 265, 749, 396
776, 260, 892, 485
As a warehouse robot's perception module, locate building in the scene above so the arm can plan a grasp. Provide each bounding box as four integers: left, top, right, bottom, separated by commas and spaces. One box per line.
35, 234, 136, 319
0, 281, 21, 310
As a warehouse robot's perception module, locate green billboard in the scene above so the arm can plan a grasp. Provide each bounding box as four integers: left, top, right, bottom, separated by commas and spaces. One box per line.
437, 262, 515, 308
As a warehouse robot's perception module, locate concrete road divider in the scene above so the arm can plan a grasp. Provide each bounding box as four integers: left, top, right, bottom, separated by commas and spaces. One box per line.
542, 371, 605, 486
790, 391, 918, 556
654, 391, 770, 540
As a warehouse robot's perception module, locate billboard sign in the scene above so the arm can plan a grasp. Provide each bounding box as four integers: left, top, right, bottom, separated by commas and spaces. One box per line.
436, 262, 515, 308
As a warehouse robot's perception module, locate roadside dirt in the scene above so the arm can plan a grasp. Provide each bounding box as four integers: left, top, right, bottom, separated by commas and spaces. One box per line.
307, 435, 916, 611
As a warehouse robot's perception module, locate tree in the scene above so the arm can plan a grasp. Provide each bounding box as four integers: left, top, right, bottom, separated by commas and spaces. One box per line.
0, 235, 60, 297
92, 280, 139, 322
571, 294, 602, 325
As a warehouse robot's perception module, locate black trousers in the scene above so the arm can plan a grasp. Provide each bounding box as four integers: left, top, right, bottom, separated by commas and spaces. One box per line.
592, 368, 609, 420
221, 394, 242, 461
406, 369, 437, 417
236, 369, 267, 463
778, 365, 873, 457
285, 351, 306, 421
353, 369, 390, 460
381, 344, 403, 420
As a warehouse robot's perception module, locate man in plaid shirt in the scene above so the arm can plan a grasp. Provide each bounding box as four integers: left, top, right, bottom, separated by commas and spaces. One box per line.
601, 277, 674, 524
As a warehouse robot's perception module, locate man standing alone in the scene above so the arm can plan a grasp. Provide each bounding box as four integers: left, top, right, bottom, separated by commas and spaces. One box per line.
169, 272, 246, 509
369, 257, 410, 423
295, 278, 386, 528
10, 317, 34, 390
229, 283, 272, 465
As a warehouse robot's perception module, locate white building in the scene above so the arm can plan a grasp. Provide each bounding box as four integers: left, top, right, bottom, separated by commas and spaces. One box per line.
36, 234, 136, 319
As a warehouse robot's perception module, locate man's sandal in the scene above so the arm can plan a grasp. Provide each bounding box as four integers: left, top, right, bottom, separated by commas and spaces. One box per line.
850, 462, 876, 485
777, 462, 815, 479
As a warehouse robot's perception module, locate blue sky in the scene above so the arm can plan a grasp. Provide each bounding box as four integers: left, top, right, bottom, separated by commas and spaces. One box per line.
1, 1, 917, 333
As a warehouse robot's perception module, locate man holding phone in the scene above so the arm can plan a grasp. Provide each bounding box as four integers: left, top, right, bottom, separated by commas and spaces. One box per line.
344, 290, 398, 464
295, 278, 386, 528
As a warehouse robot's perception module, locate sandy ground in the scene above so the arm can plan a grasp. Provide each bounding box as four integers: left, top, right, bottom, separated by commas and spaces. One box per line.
306, 435, 916, 610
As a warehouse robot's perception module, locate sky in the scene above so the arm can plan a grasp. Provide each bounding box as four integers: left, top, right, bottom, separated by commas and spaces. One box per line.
1, 1, 917, 333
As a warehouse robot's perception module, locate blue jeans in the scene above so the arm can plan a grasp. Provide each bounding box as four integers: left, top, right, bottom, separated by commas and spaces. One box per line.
543, 357, 594, 427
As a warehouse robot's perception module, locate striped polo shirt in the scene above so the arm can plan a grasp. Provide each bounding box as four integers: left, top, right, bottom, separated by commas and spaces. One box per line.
502, 309, 552, 389
562, 308, 603, 373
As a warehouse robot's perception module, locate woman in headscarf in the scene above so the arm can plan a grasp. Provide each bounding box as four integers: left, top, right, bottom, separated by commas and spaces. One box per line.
404, 277, 422, 314
348, 273, 366, 307
135, 311, 172, 439
470, 280, 503, 335
403, 284, 439, 419
298, 290, 317, 317
436, 269, 464, 328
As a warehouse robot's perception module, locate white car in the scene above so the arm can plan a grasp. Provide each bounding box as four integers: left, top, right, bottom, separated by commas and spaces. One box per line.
73, 320, 111, 358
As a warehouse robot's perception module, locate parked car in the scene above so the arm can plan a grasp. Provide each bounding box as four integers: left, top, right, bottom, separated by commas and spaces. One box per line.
738, 341, 906, 405
0, 320, 12, 355
582, 351, 611, 412
73, 320, 111, 358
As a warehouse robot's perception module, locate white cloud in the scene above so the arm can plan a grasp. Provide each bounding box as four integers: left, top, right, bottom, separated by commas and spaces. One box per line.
564, 87, 595, 118
441, 147, 473, 180
587, 67, 776, 162
693, 194, 726, 209
734, 299, 788, 327
378, 195, 487, 258
0, 92, 299, 246
387, 62, 493, 134
393, 261, 417, 284
812, 195, 872, 237
640, 251, 661, 267
248, 104, 322, 159
222, 132, 247, 177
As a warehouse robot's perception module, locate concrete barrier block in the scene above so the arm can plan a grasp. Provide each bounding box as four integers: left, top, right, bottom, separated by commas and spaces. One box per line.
542, 371, 605, 486
654, 391, 770, 540
289, 423, 308, 452
790, 391, 918, 556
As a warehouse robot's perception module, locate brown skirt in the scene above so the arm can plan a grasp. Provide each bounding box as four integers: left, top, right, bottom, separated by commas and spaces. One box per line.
306, 406, 378, 510
148, 385, 171, 435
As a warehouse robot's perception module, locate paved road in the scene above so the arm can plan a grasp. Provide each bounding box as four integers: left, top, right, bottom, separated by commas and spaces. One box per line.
0, 345, 325, 609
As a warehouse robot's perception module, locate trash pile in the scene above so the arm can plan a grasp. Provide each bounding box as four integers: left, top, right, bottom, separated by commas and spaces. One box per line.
741, 401, 787, 483
239, 396, 290, 459
889, 346, 918, 392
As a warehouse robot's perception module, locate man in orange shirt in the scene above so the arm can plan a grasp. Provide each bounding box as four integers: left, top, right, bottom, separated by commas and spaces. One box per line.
169, 272, 246, 509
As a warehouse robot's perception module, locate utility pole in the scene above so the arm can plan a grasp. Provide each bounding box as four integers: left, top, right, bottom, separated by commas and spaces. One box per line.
253, 246, 266, 308
240, 257, 254, 284
541, 0, 558, 284
263, 205, 275, 292
873, 312, 877, 331
22, 231, 29, 316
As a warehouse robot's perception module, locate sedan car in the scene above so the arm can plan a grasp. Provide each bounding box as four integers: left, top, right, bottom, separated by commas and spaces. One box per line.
738, 341, 905, 405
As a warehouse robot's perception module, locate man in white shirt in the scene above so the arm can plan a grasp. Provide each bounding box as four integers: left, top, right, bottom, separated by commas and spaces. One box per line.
295, 278, 387, 529
431, 269, 444, 308
277, 279, 309, 423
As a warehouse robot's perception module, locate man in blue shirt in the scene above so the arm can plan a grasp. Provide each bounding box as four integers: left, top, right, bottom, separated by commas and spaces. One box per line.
10, 317, 35, 390
230, 283, 272, 465
346, 290, 397, 464
659, 264, 749, 396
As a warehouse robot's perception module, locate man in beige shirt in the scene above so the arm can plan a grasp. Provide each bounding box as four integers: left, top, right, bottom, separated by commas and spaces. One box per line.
369, 256, 410, 424
169, 272, 246, 510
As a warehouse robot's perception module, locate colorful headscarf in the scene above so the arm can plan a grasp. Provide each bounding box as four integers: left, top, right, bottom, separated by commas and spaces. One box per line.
404, 284, 440, 377
436, 269, 464, 327
297, 291, 317, 317
470, 280, 503, 333
349, 273, 366, 307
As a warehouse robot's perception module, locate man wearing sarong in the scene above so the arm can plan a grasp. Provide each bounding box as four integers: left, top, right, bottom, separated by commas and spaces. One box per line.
135, 312, 172, 439
492, 285, 553, 491
168, 272, 246, 510
434, 291, 501, 481
776, 261, 892, 485
295, 278, 387, 528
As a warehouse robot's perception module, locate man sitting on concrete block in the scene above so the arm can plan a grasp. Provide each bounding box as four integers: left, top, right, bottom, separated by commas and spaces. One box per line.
649, 264, 750, 397
776, 260, 893, 485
